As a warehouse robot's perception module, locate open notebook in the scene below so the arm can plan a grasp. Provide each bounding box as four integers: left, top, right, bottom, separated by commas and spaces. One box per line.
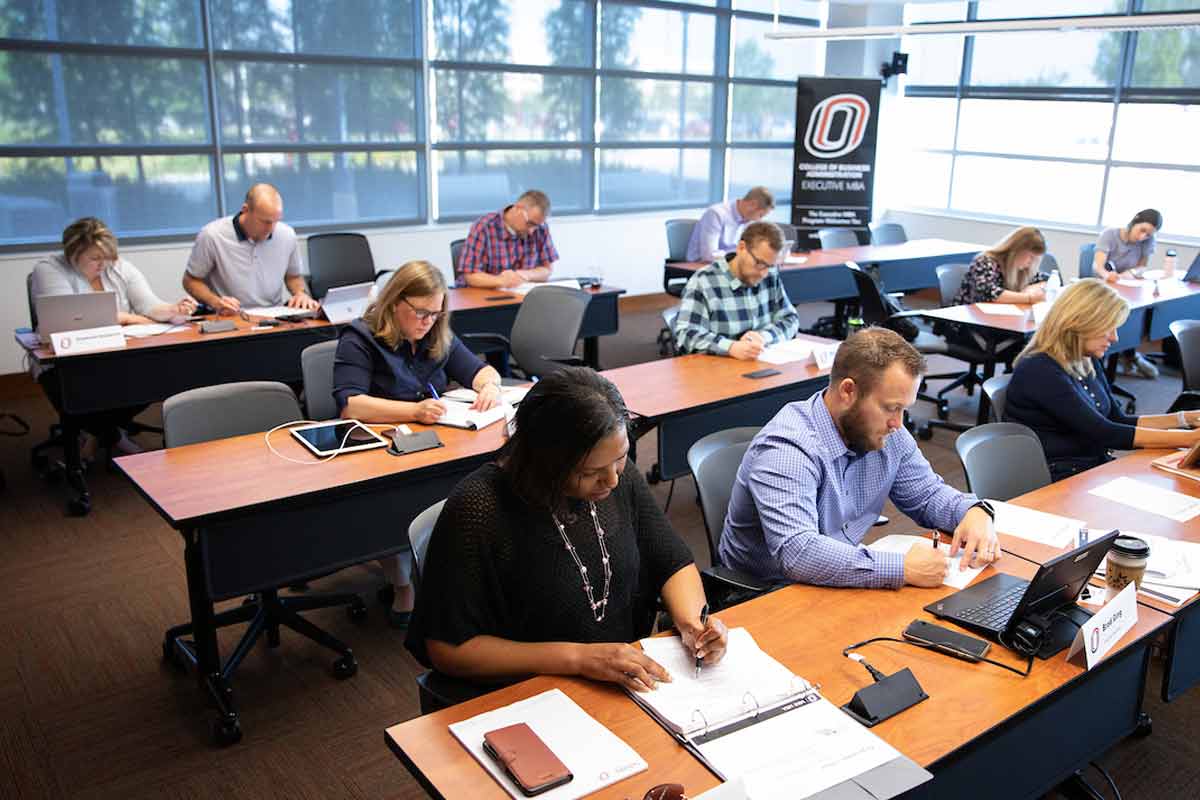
436, 401, 508, 430
631, 628, 930, 800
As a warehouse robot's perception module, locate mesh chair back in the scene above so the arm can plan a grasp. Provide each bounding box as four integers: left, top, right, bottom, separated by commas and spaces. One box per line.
775, 222, 799, 249
307, 233, 376, 300
846, 264, 893, 326
869, 222, 907, 245
982, 374, 1011, 422
450, 238, 466, 273
163, 381, 302, 448
955, 422, 1049, 501
301, 340, 339, 420
691, 440, 752, 567
665, 219, 698, 261
1078, 243, 1097, 279
1041, 253, 1059, 274
408, 499, 447, 585
818, 228, 859, 249
1170, 319, 1200, 391
26, 273, 38, 329
936, 263, 970, 307
509, 286, 591, 379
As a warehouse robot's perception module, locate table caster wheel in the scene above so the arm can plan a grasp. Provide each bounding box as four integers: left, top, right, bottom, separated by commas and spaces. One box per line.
213, 716, 242, 746
936, 401, 949, 420
347, 600, 368, 623
332, 654, 358, 680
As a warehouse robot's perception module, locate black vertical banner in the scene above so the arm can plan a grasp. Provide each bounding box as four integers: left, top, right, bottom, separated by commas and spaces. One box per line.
790, 78, 881, 250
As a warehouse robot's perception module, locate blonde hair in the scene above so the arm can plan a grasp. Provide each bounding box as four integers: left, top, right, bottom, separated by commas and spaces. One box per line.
363, 260, 451, 359
984, 226, 1046, 292
1017, 278, 1129, 378
62, 217, 118, 265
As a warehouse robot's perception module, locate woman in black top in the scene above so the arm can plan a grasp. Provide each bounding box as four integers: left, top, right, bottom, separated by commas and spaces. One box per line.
1006, 279, 1200, 481
407, 368, 728, 692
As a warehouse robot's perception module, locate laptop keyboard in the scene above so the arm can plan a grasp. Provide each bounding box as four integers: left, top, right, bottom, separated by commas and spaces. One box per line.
955, 583, 1026, 630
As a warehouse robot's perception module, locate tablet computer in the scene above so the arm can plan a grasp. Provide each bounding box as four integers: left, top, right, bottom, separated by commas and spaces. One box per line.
289, 419, 389, 457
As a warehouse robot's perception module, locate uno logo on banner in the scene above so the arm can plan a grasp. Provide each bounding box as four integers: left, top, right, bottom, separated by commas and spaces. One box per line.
804, 93, 871, 159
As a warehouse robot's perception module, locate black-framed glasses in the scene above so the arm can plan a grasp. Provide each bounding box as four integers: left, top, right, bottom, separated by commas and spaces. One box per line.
401, 296, 443, 322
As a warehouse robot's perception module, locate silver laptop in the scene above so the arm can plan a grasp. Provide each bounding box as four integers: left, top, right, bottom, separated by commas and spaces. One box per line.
321, 282, 374, 324
35, 292, 119, 343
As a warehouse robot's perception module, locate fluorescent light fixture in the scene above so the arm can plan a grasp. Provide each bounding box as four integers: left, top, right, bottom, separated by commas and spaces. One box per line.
764, 12, 1200, 41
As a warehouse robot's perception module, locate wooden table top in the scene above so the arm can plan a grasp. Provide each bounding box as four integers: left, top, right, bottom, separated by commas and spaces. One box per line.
603, 336, 837, 420
668, 238, 984, 274
447, 284, 624, 313
1003, 449, 1200, 615
385, 554, 1170, 799
114, 421, 507, 527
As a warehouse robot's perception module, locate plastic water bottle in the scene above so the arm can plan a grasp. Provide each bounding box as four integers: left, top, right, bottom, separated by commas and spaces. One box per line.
1164, 249, 1178, 280
1045, 269, 1063, 304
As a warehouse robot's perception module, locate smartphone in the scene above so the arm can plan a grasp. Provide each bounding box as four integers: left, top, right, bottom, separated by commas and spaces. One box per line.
743, 368, 782, 379
482, 723, 573, 796
485, 295, 511, 301
903, 619, 991, 662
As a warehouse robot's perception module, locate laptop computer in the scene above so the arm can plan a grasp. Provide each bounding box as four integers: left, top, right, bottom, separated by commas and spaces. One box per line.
35, 292, 119, 343
320, 281, 374, 324
924, 529, 1118, 659
1182, 252, 1200, 283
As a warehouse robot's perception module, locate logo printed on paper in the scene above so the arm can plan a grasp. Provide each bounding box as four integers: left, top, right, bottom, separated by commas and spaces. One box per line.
59, 336, 72, 351
1090, 627, 1101, 653
804, 93, 871, 159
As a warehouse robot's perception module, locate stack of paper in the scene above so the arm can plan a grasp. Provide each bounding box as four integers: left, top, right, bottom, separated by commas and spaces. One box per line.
990, 501, 1083, 549
867, 534, 985, 589
437, 401, 508, 430
1094, 531, 1200, 599
443, 385, 531, 405
504, 279, 582, 295
122, 322, 188, 338
1088, 477, 1200, 522
756, 339, 838, 368
243, 305, 302, 318
975, 303, 1027, 316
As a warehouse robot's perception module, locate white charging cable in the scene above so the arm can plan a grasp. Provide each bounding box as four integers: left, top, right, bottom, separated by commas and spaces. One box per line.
264, 419, 397, 465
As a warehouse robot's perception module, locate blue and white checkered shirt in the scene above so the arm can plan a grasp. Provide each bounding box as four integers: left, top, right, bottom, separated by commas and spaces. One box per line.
672, 258, 799, 356
719, 391, 977, 588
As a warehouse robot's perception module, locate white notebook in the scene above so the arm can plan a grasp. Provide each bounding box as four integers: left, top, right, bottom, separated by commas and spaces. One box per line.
990, 501, 1083, 549
436, 401, 508, 430
443, 385, 531, 406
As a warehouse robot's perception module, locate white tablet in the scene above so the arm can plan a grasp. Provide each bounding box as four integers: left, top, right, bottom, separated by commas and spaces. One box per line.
289, 419, 389, 457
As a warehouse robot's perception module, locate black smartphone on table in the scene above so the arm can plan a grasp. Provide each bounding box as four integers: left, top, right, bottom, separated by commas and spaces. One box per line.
903, 619, 991, 661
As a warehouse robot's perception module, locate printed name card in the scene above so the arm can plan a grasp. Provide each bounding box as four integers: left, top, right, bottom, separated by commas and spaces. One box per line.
1067, 582, 1137, 670
50, 325, 127, 356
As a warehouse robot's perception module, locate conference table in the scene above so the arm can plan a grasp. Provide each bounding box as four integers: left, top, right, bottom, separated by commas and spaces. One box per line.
1001, 450, 1200, 703
385, 555, 1169, 799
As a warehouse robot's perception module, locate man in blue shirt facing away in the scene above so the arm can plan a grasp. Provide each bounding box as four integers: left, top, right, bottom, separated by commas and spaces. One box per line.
685, 186, 775, 262
720, 327, 998, 588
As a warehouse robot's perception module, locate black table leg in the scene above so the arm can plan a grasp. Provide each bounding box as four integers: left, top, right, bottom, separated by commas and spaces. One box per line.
183, 528, 241, 745
583, 336, 600, 369
61, 414, 91, 516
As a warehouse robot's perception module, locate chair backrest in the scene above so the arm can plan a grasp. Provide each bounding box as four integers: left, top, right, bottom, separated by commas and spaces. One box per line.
775, 222, 799, 249
935, 263, 970, 307
26, 273, 38, 329
982, 373, 1011, 422
408, 498, 447, 585
1040, 252, 1059, 274
163, 381, 302, 448
955, 422, 1050, 501
869, 222, 907, 246
1078, 243, 1096, 279
818, 228, 859, 250
510, 286, 592, 379
1170, 319, 1200, 391
301, 340, 339, 420
307, 233, 376, 300
450, 238, 466, 273
846, 264, 893, 326
691, 439, 753, 566
665, 219, 698, 261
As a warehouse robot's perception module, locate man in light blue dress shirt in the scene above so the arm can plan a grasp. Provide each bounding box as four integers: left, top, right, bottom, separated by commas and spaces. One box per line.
719, 328, 998, 588
685, 187, 775, 262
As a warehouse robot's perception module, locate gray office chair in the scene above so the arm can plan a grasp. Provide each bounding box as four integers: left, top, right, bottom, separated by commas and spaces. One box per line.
869, 222, 907, 246
301, 340, 339, 421
462, 286, 591, 379
982, 374, 1011, 423
409, 498, 446, 589
307, 232, 380, 300
955, 422, 1051, 501
1078, 242, 1139, 412
817, 228, 859, 250
1078, 243, 1096, 279
658, 306, 680, 357
1041, 253, 1059, 274
664, 218, 698, 297
161, 381, 365, 693
1169, 320, 1200, 391
776, 222, 799, 250
926, 263, 991, 414
450, 238, 466, 273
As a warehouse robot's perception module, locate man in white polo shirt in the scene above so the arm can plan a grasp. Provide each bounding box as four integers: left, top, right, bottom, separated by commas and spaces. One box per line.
183, 183, 319, 315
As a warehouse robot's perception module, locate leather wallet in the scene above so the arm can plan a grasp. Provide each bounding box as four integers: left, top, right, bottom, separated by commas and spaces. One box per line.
482, 723, 573, 796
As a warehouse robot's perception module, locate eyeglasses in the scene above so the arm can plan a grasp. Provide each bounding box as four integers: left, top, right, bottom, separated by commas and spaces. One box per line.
642, 784, 687, 800
401, 296, 443, 321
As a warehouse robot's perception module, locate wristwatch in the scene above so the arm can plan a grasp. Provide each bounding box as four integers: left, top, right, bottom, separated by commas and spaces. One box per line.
969, 499, 996, 521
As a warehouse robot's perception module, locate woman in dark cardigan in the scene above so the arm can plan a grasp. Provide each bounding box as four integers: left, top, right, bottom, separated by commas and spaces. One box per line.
407, 367, 727, 692
1005, 278, 1200, 481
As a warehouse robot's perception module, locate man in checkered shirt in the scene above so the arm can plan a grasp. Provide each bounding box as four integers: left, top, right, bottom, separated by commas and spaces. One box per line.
672, 221, 800, 360
456, 190, 559, 289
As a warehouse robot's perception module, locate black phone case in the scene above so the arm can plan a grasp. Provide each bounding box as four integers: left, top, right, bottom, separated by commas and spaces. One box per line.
904, 620, 990, 659
743, 368, 781, 379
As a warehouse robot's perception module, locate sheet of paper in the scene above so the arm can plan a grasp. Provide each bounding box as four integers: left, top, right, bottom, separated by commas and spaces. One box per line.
697, 698, 902, 800
990, 501, 1083, 549
756, 338, 813, 365
1031, 301, 1051, 325
1117, 278, 1144, 287
503, 279, 582, 295
867, 534, 985, 590
1093, 531, 1200, 591
242, 305, 297, 318
437, 401, 508, 430
448, 688, 646, 800
783, 255, 808, 265
974, 303, 1027, 316
443, 385, 531, 405
637, 628, 805, 736
121, 322, 188, 338
1088, 476, 1200, 522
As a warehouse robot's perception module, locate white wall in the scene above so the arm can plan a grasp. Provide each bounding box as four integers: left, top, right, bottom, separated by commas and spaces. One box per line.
0, 207, 707, 374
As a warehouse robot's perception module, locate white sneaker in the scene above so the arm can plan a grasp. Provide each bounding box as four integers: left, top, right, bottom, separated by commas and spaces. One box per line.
1132, 353, 1159, 379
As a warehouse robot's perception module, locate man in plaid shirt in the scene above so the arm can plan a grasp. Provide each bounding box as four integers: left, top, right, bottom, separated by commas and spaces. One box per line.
456, 189, 559, 289
672, 221, 800, 359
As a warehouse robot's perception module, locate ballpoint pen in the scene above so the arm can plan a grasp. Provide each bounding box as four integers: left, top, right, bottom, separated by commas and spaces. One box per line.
695, 603, 709, 679
426, 382, 440, 400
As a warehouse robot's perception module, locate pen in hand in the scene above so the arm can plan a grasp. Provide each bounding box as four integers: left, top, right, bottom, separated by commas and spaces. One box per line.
695, 603, 709, 679
426, 382, 440, 400
931, 530, 939, 550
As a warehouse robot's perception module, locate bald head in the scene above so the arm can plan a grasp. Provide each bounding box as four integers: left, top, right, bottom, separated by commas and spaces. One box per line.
239, 183, 283, 242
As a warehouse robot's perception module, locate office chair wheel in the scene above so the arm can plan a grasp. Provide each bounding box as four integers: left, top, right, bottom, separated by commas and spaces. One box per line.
1125, 399, 1137, 415
332, 654, 358, 680
1134, 712, 1153, 738
212, 716, 243, 746
645, 464, 663, 485
161, 639, 185, 671
936, 400, 950, 420
347, 600, 368, 623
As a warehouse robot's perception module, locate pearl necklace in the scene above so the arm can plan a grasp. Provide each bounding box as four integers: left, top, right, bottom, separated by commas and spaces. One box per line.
551, 502, 612, 623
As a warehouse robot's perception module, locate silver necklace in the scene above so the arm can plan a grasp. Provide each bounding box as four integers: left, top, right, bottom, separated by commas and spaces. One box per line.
551, 502, 612, 623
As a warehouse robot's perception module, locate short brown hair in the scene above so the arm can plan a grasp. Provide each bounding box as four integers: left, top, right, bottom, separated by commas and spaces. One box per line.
517, 189, 551, 215
363, 260, 452, 360
740, 221, 784, 253
62, 217, 118, 264
244, 182, 282, 210
830, 327, 926, 396
743, 186, 775, 210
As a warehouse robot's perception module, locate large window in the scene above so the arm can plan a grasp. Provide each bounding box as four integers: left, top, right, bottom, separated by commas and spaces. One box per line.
899, 1, 1200, 239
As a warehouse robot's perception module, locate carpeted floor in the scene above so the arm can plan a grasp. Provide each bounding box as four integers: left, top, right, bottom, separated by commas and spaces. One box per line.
0, 295, 1196, 799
